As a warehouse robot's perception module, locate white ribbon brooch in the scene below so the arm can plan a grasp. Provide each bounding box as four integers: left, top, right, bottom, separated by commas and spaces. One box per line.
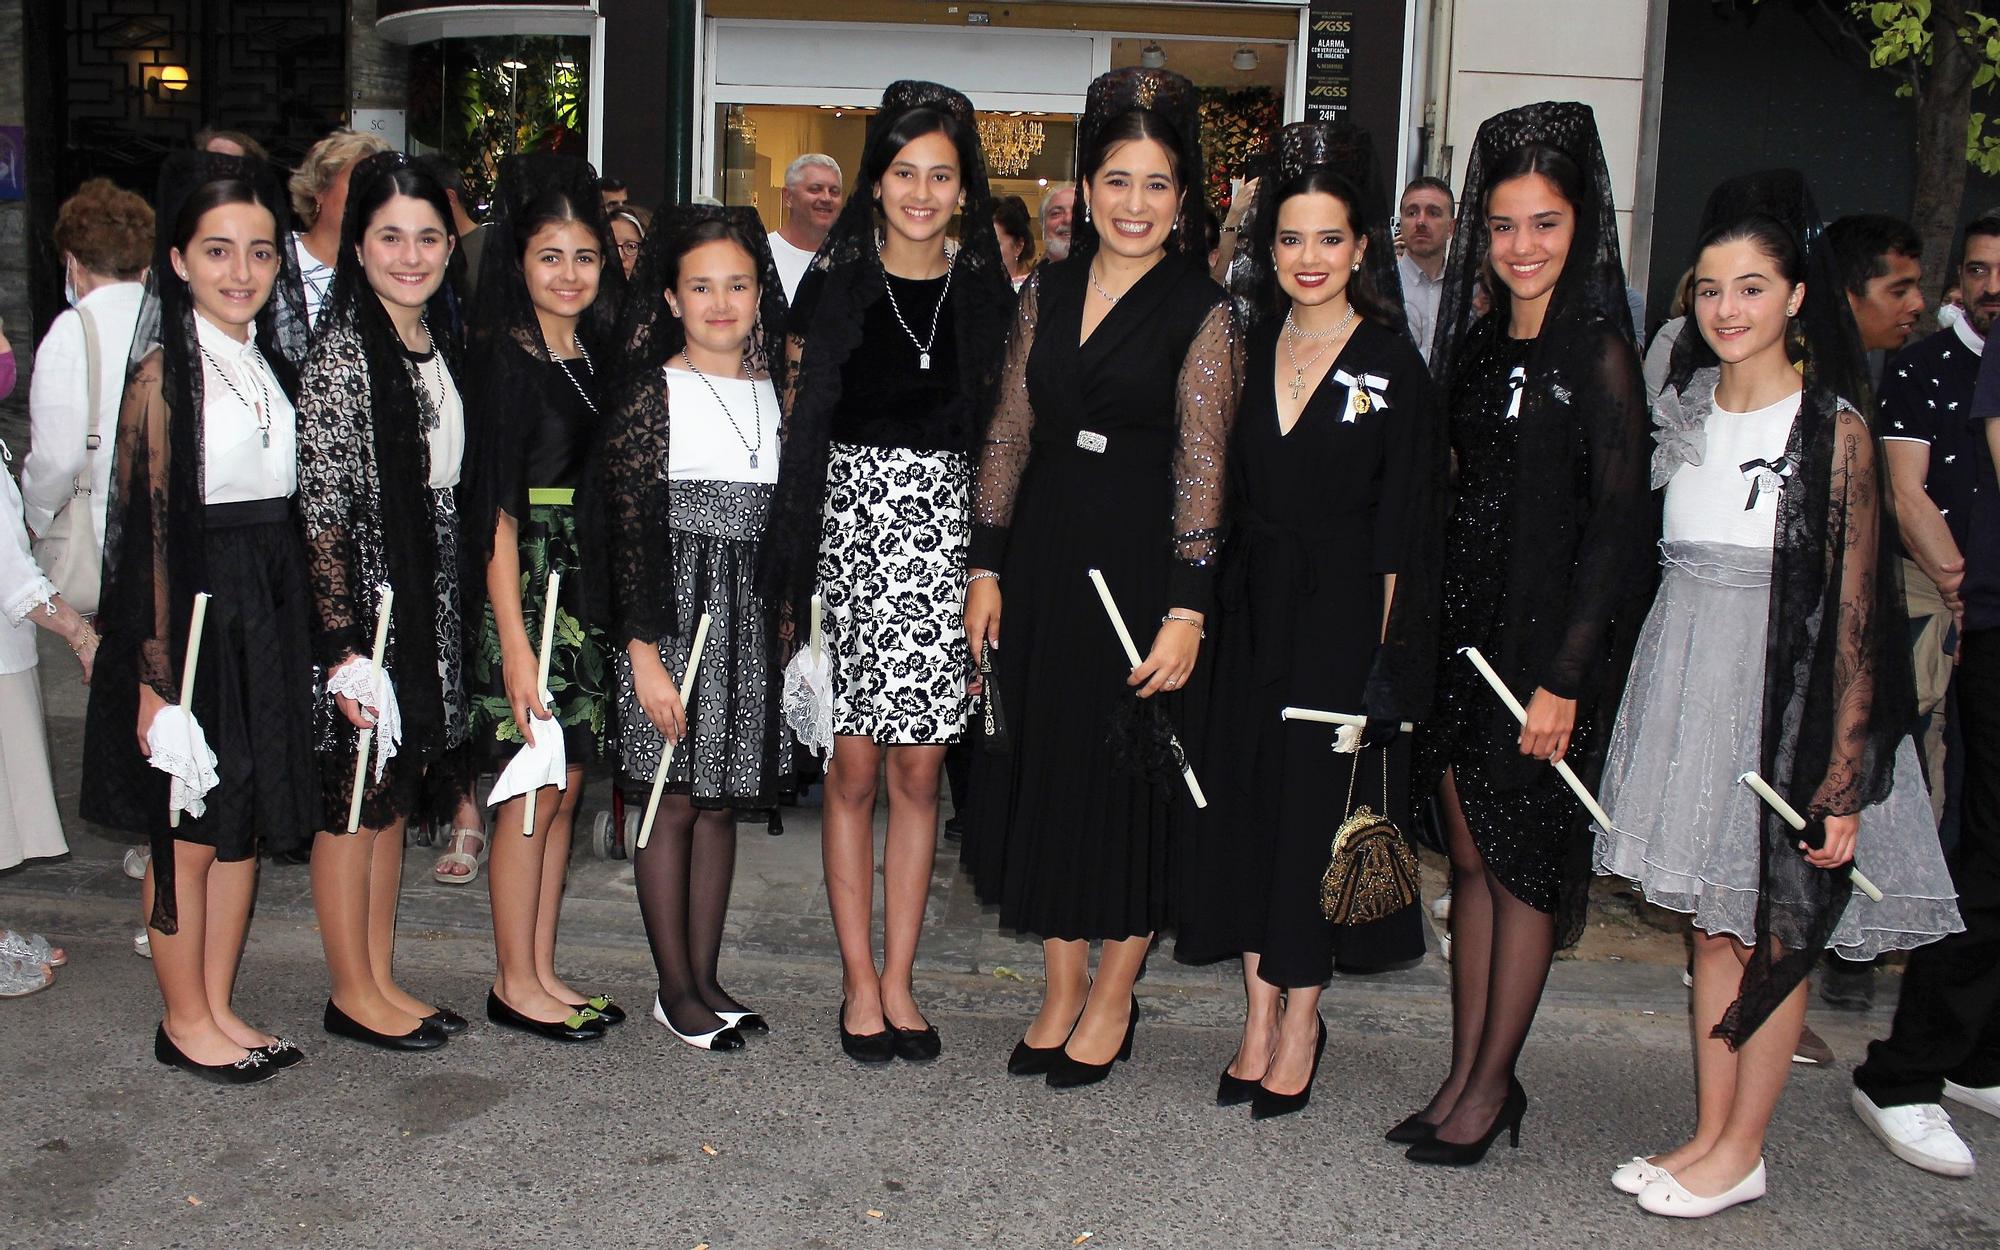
1504, 366, 1527, 420
1739, 455, 1796, 510
1332, 370, 1390, 424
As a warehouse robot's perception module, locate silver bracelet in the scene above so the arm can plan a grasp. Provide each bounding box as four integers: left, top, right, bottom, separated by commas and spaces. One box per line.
1161, 612, 1205, 638
967, 570, 999, 585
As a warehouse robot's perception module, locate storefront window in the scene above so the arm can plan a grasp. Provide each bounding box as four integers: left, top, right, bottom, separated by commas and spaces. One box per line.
715, 103, 1078, 248
406, 34, 593, 212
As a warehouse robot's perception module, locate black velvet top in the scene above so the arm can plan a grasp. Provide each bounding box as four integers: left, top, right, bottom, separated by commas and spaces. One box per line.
525, 355, 596, 493
797, 269, 970, 454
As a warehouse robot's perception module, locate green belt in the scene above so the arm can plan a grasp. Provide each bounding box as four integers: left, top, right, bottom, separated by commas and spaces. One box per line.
527, 487, 575, 506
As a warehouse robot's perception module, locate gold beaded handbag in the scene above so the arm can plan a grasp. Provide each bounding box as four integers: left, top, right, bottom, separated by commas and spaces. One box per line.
1319, 749, 1421, 925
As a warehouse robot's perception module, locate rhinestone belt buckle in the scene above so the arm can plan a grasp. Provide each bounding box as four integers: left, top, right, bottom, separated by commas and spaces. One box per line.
1075, 429, 1108, 454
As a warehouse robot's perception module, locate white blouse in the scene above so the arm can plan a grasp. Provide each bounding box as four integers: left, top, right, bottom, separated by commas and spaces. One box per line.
1664, 388, 1801, 551
664, 367, 780, 484
411, 347, 464, 489
195, 312, 298, 505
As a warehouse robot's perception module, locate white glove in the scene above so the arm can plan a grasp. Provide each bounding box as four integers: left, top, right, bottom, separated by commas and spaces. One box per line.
146, 706, 220, 820
485, 692, 568, 805
327, 655, 402, 782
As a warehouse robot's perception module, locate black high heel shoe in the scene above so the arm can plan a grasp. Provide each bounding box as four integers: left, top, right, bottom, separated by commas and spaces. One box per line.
154, 1024, 284, 1085
1384, 1112, 1439, 1144
1251, 1015, 1326, 1120
1008, 1036, 1065, 1076
1216, 1067, 1261, 1108
1404, 1078, 1528, 1166
837, 1000, 894, 1064
1046, 994, 1138, 1090
487, 990, 608, 1044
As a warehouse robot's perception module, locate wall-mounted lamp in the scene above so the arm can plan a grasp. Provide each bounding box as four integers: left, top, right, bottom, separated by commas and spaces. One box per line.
145, 65, 190, 101
1231, 47, 1260, 72
1139, 42, 1166, 69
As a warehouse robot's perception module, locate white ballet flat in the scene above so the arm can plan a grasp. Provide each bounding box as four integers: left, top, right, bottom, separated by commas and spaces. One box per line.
1637, 1160, 1766, 1218
651, 996, 745, 1052
1611, 1156, 1669, 1195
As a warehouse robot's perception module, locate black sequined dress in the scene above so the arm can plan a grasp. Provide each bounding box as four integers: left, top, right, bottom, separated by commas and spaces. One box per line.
1426, 328, 1594, 935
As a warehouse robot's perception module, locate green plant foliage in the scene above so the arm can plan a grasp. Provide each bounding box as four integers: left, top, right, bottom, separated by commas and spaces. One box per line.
1850, 0, 2000, 173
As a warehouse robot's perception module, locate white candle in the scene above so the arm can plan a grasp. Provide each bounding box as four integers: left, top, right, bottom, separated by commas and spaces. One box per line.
1088, 568, 1206, 809
346, 585, 395, 833
521, 570, 563, 838
1735, 770, 1886, 903
169, 592, 212, 829
1458, 646, 1618, 833
637, 613, 714, 848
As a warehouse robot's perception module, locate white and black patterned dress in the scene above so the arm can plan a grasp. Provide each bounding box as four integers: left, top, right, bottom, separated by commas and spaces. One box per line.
610, 368, 790, 806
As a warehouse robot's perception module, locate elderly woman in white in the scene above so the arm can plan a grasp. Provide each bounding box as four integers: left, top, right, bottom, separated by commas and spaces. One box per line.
0, 436, 99, 997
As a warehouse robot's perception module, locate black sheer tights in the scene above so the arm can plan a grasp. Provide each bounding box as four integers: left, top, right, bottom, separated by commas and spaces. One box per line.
1420, 769, 1558, 1143
634, 794, 745, 1034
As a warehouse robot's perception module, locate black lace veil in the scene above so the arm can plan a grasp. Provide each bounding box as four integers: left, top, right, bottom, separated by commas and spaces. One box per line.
1226, 120, 1408, 339
1071, 67, 1210, 268
83, 149, 310, 927
757, 79, 1016, 624
602, 204, 791, 644
458, 152, 624, 624
312, 151, 463, 756
1663, 170, 1913, 1047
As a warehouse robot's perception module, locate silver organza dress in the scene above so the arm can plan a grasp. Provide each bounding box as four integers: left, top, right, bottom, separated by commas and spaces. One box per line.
1593, 387, 1962, 958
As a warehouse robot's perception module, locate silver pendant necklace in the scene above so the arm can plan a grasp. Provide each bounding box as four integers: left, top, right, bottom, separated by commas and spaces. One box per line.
679, 349, 763, 468
199, 342, 274, 447
555, 335, 600, 417
880, 253, 954, 370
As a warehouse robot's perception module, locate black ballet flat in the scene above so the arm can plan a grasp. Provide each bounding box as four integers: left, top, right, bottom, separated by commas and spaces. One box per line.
486, 990, 607, 1043
838, 1000, 894, 1065
1045, 995, 1138, 1091
1008, 1037, 1065, 1077
1384, 1112, 1439, 1144
889, 1020, 941, 1063
323, 999, 449, 1051
425, 1006, 469, 1035
718, 1009, 768, 1035
1405, 1078, 1529, 1167
1216, 1068, 1261, 1108
1251, 1015, 1326, 1121
155, 1024, 285, 1085
254, 1037, 308, 1070
567, 995, 627, 1026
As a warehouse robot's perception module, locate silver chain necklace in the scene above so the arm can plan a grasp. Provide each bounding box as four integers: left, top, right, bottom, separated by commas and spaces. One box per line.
198, 341, 275, 447
555, 336, 599, 417
678, 349, 763, 469
880, 254, 953, 370
1088, 260, 1127, 305
1283, 305, 1357, 403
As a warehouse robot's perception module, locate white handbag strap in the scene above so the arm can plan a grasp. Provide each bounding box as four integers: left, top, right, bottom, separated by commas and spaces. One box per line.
76, 305, 102, 494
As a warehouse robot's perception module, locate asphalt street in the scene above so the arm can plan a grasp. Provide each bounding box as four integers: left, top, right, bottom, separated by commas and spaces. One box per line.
2, 637, 1996, 1249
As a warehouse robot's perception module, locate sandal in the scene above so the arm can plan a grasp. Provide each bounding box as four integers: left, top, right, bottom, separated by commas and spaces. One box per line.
0, 955, 53, 998
432, 826, 488, 884
0, 929, 64, 968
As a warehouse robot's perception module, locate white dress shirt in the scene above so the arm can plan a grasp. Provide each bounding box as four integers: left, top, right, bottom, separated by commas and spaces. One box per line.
292, 234, 336, 329
1398, 253, 1447, 366
195, 312, 298, 504
22, 281, 146, 542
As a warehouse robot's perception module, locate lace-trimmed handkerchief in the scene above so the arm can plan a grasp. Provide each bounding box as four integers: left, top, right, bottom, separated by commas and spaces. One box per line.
146, 706, 219, 820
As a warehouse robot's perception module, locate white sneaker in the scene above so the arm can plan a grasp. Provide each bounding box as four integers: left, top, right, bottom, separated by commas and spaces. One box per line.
1851, 1089, 1974, 1177
121, 847, 149, 880
1945, 1081, 2000, 1121
132, 928, 151, 960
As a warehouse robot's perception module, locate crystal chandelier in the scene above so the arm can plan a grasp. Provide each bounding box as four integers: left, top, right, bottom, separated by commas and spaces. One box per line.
977, 114, 1046, 177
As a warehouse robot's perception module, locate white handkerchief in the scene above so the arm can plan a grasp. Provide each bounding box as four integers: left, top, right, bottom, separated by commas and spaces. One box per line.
486, 695, 568, 806
782, 646, 834, 758
327, 656, 402, 781
146, 706, 220, 819
1332, 724, 1364, 754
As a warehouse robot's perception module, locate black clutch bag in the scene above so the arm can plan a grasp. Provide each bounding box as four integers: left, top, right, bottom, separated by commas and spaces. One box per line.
975, 640, 1011, 756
